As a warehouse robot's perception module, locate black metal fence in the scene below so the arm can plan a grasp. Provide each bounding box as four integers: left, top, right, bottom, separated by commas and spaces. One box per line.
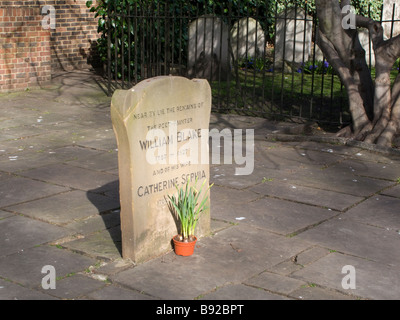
103, 2, 400, 126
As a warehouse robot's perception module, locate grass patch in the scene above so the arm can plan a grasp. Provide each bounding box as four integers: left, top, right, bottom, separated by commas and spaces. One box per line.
210, 66, 400, 125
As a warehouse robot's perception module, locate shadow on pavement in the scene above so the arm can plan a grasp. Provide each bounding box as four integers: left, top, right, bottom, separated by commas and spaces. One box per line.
86, 180, 123, 257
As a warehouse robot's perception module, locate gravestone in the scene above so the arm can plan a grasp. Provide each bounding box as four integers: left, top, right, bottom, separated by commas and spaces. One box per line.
382, 0, 400, 39
358, 29, 376, 66
187, 15, 230, 81
274, 8, 313, 71
111, 76, 212, 263
231, 17, 265, 61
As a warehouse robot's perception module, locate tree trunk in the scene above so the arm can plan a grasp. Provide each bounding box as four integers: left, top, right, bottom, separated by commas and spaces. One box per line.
315, 0, 400, 147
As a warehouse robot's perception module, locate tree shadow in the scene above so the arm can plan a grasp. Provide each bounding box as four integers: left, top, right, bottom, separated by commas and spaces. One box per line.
86, 180, 122, 257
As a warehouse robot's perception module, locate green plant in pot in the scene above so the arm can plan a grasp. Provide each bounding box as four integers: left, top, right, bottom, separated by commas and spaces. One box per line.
167, 177, 213, 256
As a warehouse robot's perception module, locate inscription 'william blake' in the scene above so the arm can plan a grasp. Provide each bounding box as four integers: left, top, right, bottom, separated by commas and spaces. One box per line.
136, 119, 208, 198
142, 121, 209, 166
139, 128, 203, 150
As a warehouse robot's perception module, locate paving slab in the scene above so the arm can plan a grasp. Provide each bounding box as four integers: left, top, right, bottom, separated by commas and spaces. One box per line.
244, 271, 306, 295
199, 283, 289, 300
284, 140, 362, 156
0, 210, 13, 219
19, 163, 118, 192
295, 217, 400, 267
92, 258, 133, 276
0, 215, 73, 257
254, 142, 346, 168
348, 150, 400, 164
62, 227, 122, 260
66, 210, 120, 235
6, 190, 119, 226
1, 71, 400, 300
0, 175, 69, 208
47, 145, 107, 163
266, 259, 303, 276
66, 150, 118, 172
75, 134, 117, 152
112, 224, 310, 300
0, 130, 79, 156
381, 184, 400, 198
210, 164, 265, 189
287, 166, 394, 197
330, 159, 400, 182
210, 185, 262, 221
342, 195, 400, 231
288, 285, 357, 300
84, 284, 158, 300
0, 278, 58, 300
0, 124, 45, 142
291, 252, 400, 300
294, 246, 331, 266
38, 274, 106, 300
227, 197, 337, 236
0, 150, 67, 173
0, 245, 97, 289
249, 180, 363, 211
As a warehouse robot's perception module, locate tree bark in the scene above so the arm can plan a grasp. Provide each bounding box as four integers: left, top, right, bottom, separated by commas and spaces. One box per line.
315, 0, 400, 147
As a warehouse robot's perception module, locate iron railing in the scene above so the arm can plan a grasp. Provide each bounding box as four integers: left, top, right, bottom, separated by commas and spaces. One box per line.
102, 2, 400, 126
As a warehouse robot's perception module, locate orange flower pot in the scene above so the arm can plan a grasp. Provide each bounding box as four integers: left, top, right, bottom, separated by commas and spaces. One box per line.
172, 235, 197, 256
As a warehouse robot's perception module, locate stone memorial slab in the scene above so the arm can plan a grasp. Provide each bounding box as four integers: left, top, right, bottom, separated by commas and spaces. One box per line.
382, 0, 400, 39
354, 0, 399, 67
188, 15, 230, 81
111, 76, 212, 263
356, 29, 374, 66
274, 8, 313, 69
231, 17, 265, 61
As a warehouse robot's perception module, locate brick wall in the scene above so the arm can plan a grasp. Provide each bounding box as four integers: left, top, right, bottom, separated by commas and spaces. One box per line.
0, 0, 99, 92
0, 5, 51, 91
47, 0, 100, 71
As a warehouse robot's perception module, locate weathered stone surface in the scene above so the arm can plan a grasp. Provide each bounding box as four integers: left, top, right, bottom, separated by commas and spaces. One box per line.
187, 16, 230, 81
236, 197, 337, 235
289, 285, 357, 300
382, 0, 400, 39
199, 283, 288, 300
249, 180, 363, 212
292, 252, 400, 300
296, 217, 400, 267
39, 274, 106, 299
0, 279, 58, 300
287, 166, 394, 197
112, 224, 309, 299
342, 195, 400, 231
0, 215, 72, 257
381, 185, 400, 198
0, 210, 13, 219
62, 227, 122, 260
274, 8, 313, 68
2, 71, 400, 300
20, 163, 118, 191
331, 158, 400, 181
85, 284, 158, 300
0, 245, 96, 289
0, 175, 68, 208
244, 271, 306, 295
7, 190, 119, 225
231, 17, 265, 61
111, 76, 212, 263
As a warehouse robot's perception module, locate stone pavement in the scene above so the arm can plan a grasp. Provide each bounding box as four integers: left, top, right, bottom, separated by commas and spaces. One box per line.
1, 70, 400, 300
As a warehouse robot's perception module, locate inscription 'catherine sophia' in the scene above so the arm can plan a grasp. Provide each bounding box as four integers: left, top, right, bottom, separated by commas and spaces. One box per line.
136, 170, 206, 197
